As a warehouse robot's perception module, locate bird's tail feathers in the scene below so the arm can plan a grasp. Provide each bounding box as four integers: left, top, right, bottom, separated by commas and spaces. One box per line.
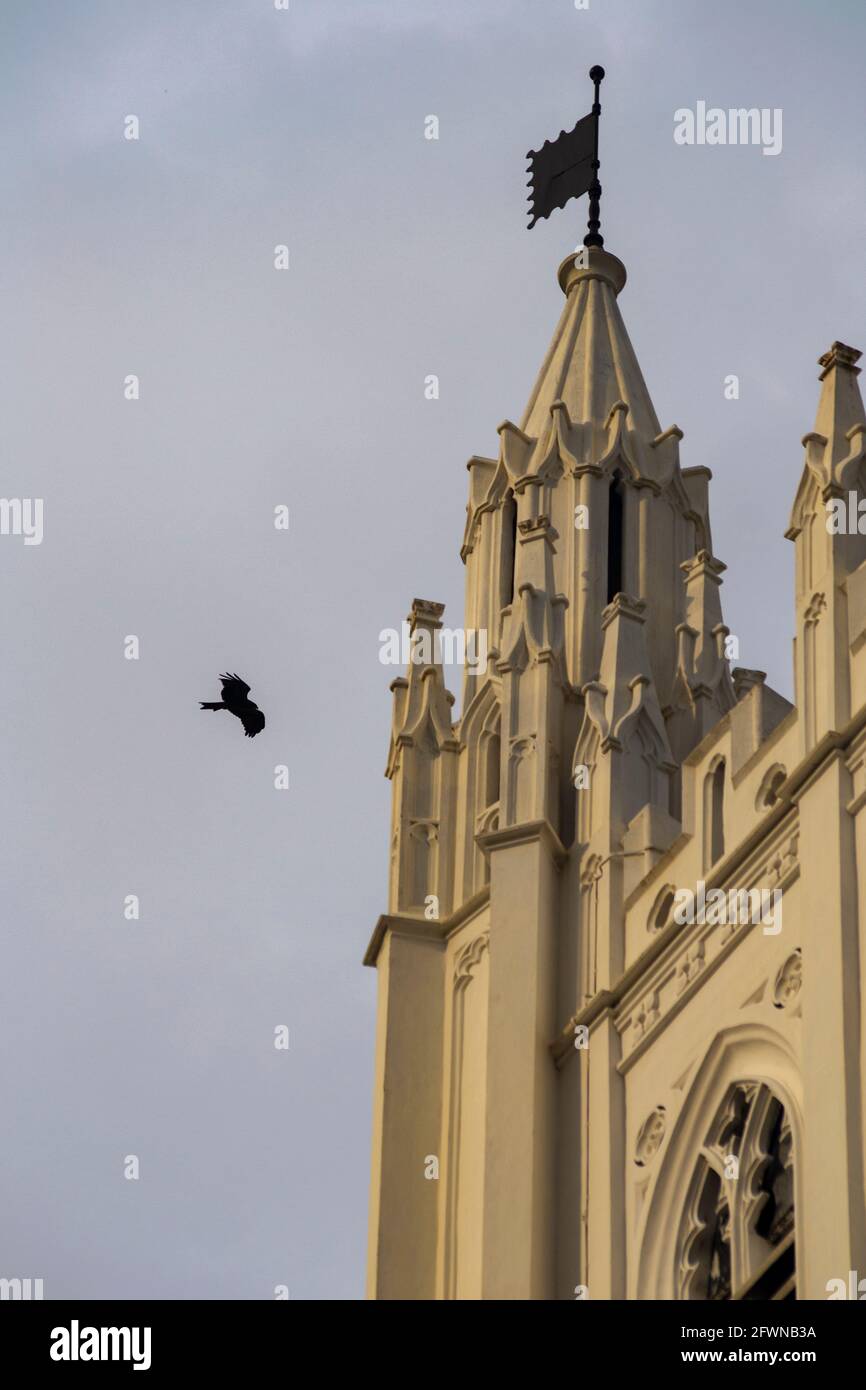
199, 702, 225, 711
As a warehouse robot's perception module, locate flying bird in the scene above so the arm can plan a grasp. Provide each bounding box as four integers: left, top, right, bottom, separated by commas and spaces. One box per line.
200, 672, 265, 738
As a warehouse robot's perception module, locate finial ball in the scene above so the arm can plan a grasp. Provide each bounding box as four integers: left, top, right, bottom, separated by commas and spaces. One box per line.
589, 65, 605, 83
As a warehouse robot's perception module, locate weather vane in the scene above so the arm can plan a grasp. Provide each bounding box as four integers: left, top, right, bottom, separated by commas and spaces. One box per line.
526, 65, 606, 246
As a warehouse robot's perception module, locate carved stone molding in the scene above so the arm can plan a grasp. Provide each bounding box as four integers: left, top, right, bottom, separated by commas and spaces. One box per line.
764, 832, 799, 890
475, 802, 500, 837
580, 851, 603, 890
509, 734, 537, 763
804, 592, 827, 627
408, 818, 439, 845
773, 950, 802, 1009
755, 763, 787, 812
676, 941, 705, 995
635, 1106, 667, 1166
634, 990, 660, 1039
454, 931, 490, 986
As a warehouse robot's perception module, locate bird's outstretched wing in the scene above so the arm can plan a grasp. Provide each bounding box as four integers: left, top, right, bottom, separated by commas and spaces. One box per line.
220, 672, 250, 700
241, 706, 265, 738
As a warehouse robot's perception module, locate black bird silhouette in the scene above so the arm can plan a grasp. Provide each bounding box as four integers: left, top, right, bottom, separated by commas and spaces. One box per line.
200, 672, 265, 738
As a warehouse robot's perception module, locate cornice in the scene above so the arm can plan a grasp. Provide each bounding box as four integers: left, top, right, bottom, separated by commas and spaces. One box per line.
362, 886, 490, 967
477, 817, 568, 868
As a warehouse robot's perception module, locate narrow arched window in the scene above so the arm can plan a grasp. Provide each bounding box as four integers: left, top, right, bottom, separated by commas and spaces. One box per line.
499, 492, 517, 609
704, 760, 725, 868
484, 732, 501, 808
607, 473, 625, 603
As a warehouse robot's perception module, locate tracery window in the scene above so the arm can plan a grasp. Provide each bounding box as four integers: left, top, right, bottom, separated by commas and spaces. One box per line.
679, 1082, 795, 1301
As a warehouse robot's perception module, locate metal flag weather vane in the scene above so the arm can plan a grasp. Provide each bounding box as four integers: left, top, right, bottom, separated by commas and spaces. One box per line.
526, 65, 605, 246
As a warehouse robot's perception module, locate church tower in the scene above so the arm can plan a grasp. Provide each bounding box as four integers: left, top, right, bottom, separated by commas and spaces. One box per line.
364, 241, 866, 1301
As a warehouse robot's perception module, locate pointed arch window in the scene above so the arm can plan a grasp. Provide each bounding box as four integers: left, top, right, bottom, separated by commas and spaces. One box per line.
471, 706, 502, 893
703, 759, 725, 869
678, 1083, 795, 1301
499, 492, 517, 610
607, 472, 625, 604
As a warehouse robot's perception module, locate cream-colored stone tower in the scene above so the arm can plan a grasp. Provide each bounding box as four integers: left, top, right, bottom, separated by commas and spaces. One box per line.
364, 244, 866, 1300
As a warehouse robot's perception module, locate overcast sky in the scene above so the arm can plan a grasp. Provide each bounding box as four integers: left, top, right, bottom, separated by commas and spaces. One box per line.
0, 0, 864, 1300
